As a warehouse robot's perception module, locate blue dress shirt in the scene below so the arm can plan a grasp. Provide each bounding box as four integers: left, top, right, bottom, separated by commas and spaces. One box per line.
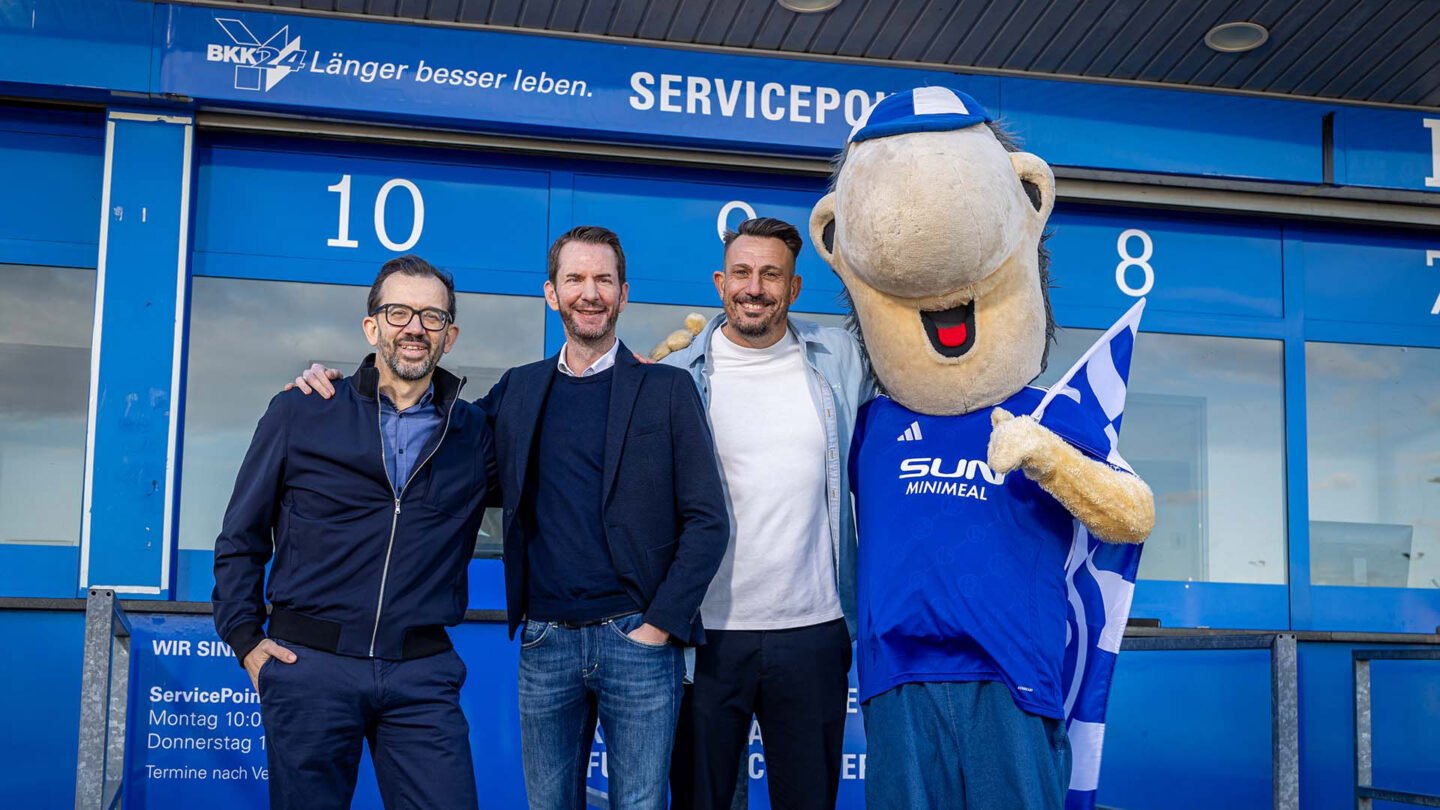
380, 383, 443, 491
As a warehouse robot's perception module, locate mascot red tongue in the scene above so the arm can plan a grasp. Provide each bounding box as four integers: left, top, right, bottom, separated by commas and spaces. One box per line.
809, 87, 1156, 810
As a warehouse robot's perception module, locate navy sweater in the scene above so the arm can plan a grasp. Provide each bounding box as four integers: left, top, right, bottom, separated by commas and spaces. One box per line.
524, 368, 637, 621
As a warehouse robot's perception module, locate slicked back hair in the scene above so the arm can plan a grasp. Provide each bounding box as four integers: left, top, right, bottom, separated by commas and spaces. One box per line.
723, 217, 804, 268
367, 254, 456, 319
548, 225, 626, 286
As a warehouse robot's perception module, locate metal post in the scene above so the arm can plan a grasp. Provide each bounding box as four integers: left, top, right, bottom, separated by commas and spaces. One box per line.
74, 588, 131, 810
1355, 655, 1372, 810
1271, 633, 1299, 810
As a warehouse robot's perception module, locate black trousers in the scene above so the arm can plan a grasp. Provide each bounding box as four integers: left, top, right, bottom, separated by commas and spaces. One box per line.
672, 618, 852, 810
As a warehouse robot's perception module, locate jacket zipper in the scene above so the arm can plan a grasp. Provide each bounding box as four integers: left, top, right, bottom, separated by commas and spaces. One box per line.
368, 377, 466, 657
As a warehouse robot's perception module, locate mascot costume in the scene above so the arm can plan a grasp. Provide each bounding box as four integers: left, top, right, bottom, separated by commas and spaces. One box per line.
656, 86, 1155, 809
808, 87, 1155, 810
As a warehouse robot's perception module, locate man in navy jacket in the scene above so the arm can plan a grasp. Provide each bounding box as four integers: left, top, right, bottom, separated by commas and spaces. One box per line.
294, 226, 729, 809
214, 256, 494, 810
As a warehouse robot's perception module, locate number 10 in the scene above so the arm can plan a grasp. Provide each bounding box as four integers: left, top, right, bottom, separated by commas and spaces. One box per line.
327, 174, 426, 252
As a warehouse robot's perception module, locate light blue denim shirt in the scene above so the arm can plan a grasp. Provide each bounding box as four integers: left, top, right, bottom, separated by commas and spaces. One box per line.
663, 314, 873, 638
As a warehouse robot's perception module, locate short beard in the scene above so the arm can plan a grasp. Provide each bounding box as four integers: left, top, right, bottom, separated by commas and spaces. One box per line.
380, 336, 440, 381
560, 306, 619, 343
726, 297, 786, 338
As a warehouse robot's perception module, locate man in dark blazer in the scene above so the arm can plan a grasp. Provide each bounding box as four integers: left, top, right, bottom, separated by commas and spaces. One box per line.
483, 226, 729, 809
293, 226, 728, 809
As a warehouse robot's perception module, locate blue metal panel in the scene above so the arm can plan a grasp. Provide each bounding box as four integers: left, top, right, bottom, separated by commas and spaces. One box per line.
193, 137, 552, 295
0, 0, 153, 97
82, 111, 194, 597
1292, 223, 1440, 341
1298, 644, 1440, 808
0, 610, 84, 807
0, 106, 104, 263
1282, 226, 1312, 631
0, 545, 80, 598
1048, 204, 1285, 321
1130, 581, 1290, 630
1334, 107, 1440, 193
1309, 587, 1440, 634
998, 77, 1325, 182
1097, 648, 1274, 809
154, 3, 991, 158
568, 170, 834, 309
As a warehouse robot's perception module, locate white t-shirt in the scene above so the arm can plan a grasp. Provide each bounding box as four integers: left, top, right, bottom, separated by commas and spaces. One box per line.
700, 328, 843, 631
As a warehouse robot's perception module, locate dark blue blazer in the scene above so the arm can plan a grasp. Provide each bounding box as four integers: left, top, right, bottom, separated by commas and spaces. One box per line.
478, 344, 729, 644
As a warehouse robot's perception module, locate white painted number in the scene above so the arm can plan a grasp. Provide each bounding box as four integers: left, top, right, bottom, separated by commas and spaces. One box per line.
1426, 250, 1440, 315
717, 200, 757, 242
326, 174, 426, 252
1115, 228, 1155, 297
1425, 119, 1440, 188
326, 175, 359, 248
374, 179, 425, 252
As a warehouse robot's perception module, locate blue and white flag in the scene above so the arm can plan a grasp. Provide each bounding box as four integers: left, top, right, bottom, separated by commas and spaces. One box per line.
1030, 298, 1146, 810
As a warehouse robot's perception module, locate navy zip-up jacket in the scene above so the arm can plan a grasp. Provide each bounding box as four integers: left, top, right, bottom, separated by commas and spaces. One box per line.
212, 357, 496, 663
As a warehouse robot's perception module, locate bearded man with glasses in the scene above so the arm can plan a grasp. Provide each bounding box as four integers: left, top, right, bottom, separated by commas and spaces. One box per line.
213, 254, 496, 810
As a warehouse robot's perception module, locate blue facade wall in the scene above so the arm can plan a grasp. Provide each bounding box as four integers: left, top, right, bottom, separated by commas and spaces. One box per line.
0, 2, 1438, 809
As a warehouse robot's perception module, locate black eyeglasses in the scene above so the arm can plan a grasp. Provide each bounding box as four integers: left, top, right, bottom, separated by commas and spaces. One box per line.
370, 304, 452, 332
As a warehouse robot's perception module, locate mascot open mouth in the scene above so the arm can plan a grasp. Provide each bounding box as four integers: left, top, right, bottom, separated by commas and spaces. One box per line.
919, 301, 976, 358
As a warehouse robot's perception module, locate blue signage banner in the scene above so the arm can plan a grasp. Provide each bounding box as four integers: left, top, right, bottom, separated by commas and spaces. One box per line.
1334, 108, 1440, 194
123, 615, 868, 809
157, 3, 978, 158
1000, 77, 1325, 184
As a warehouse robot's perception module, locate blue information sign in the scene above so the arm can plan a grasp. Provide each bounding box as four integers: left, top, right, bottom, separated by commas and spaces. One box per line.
195, 137, 552, 295
1335, 108, 1440, 194
123, 615, 868, 809
1046, 205, 1285, 324
1295, 223, 1440, 336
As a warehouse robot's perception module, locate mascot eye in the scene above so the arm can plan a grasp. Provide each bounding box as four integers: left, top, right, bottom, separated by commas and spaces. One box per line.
822, 219, 836, 254
1021, 180, 1042, 213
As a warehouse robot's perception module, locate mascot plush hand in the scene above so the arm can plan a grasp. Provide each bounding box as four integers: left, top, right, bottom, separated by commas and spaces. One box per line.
808, 87, 1155, 810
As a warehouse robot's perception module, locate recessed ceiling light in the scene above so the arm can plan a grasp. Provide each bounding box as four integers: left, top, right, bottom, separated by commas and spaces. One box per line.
778, 0, 842, 12
1205, 21, 1269, 53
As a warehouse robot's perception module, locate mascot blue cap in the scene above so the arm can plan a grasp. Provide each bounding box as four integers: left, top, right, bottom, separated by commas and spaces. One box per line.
848, 86, 993, 144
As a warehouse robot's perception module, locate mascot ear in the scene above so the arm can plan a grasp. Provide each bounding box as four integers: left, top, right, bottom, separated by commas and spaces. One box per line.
1009, 152, 1056, 223
809, 192, 837, 266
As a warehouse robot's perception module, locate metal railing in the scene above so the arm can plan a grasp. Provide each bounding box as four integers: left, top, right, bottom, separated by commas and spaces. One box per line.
74, 589, 133, 810
1353, 648, 1440, 808
1121, 632, 1299, 810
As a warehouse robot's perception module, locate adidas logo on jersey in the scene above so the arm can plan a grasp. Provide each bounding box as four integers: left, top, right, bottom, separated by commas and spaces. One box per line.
896, 421, 924, 442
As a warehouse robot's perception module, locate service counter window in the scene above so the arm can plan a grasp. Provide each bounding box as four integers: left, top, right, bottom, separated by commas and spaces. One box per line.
1306, 342, 1440, 590
177, 277, 544, 599
0, 263, 95, 594
1037, 328, 1288, 586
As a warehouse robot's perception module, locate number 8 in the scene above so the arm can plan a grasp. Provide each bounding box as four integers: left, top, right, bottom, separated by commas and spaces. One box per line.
1115, 228, 1154, 297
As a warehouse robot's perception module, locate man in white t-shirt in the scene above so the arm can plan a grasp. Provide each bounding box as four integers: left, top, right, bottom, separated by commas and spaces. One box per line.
663, 218, 870, 810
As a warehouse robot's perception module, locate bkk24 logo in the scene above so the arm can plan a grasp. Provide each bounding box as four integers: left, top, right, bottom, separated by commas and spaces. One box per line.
207, 18, 308, 92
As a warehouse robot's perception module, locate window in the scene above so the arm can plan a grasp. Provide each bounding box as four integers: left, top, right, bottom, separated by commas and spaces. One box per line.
1036, 328, 1288, 584
177, 277, 544, 597
1307, 342, 1440, 589
0, 264, 94, 549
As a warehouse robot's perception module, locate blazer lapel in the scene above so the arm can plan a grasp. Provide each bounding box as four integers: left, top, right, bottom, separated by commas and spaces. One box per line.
510, 356, 557, 499
602, 342, 642, 505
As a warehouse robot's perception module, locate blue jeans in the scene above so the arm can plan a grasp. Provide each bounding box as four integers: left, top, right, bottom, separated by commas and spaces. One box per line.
863, 681, 1071, 810
518, 612, 684, 810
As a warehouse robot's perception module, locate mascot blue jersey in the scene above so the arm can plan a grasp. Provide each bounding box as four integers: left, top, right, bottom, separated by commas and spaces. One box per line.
850, 387, 1077, 719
